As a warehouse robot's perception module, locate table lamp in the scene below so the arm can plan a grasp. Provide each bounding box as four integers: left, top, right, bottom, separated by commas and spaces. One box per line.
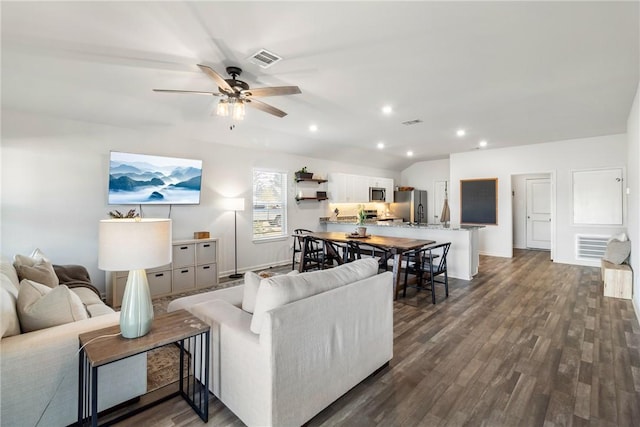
99, 218, 172, 338
222, 197, 245, 279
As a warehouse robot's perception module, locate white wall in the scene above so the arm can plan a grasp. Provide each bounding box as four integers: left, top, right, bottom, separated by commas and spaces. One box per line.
400, 158, 449, 223
0, 110, 398, 294
627, 82, 640, 318
450, 135, 628, 264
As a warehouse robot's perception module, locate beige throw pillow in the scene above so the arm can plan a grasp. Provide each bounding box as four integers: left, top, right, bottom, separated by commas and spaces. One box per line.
242, 270, 300, 314
242, 272, 262, 314
604, 239, 631, 265
17, 279, 88, 332
14, 258, 59, 288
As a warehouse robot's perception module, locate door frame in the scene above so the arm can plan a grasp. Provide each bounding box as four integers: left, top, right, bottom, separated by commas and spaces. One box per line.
510, 171, 556, 261
526, 177, 551, 250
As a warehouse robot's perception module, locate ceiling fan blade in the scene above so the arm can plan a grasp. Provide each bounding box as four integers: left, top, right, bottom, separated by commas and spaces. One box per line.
197, 64, 234, 93
242, 86, 302, 97
245, 99, 287, 118
153, 89, 222, 96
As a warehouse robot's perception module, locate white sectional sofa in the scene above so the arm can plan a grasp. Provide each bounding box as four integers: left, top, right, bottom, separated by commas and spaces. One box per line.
168, 258, 393, 426
0, 256, 147, 427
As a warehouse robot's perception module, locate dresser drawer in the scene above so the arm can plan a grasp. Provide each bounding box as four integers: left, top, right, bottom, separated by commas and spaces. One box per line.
148, 270, 172, 296
173, 244, 195, 268
196, 241, 216, 265
196, 264, 217, 289
173, 267, 195, 291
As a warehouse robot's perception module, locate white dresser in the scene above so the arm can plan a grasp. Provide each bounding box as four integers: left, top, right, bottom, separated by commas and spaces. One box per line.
110, 238, 218, 308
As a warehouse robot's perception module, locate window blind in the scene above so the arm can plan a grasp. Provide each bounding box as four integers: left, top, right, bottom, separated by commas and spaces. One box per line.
252, 169, 287, 239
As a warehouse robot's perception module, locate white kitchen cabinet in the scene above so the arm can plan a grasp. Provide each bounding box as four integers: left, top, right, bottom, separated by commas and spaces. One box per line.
329, 173, 392, 203
110, 238, 218, 307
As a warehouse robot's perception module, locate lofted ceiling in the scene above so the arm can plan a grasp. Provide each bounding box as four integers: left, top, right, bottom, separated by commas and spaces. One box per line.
1, 1, 638, 171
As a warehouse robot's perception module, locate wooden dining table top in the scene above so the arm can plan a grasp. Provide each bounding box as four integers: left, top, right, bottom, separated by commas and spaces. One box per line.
305, 231, 435, 252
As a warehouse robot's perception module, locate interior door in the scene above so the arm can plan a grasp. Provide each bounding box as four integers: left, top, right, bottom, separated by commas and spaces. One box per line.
526, 178, 551, 249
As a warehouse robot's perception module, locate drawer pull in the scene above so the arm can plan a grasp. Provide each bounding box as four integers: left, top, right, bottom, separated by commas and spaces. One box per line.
203, 266, 210, 270
203, 244, 210, 248
155, 273, 164, 277
181, 269, 189, 274
180, 246, 188, 250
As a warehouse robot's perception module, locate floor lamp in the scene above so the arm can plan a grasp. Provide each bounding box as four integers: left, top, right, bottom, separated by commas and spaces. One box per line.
224, 198, 245, 279
98, 218, 172, 338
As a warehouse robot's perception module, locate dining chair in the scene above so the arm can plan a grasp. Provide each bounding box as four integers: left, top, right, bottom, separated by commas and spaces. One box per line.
292, 229, 319, 270
299, 235, 326, 272
402, 242, 451, 304
345, 241, 393, 273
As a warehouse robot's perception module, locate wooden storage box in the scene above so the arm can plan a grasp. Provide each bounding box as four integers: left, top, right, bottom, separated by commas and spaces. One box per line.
601, 259, 632, 299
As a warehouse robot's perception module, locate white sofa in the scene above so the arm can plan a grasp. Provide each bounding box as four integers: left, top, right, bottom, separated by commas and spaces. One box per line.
168, 258, 393, 426
0, 256, 147, 427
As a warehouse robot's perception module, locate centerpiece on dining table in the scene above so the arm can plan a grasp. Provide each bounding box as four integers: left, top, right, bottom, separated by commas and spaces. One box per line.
352, 205, 368, 237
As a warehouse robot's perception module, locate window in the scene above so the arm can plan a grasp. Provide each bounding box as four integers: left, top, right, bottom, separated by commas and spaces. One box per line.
253, 169, 287, 240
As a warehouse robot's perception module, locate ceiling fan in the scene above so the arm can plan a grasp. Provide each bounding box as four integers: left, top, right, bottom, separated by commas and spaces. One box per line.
153, 64, 301, 119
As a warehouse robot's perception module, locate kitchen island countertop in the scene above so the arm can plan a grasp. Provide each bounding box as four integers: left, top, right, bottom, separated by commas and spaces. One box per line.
320, 220, 481, 280
319, 218, 484, 231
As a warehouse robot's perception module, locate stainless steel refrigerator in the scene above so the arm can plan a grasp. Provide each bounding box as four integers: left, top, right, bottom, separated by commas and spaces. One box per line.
392, 190, 428, 223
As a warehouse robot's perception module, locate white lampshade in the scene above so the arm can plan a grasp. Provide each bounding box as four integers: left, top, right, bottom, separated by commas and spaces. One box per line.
222, 197, 245, 212
98, 218, 172, 339
99, 218, 172, 271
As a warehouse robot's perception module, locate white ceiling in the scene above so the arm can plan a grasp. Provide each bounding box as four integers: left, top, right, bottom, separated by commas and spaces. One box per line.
2, 1, 638, 171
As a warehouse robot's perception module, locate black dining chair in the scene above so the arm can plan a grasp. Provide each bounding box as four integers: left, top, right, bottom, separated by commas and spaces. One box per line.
292, 229, 320, 270
299, 235, 326, 272
402, 242, 451, 304
344, 241, 393, 273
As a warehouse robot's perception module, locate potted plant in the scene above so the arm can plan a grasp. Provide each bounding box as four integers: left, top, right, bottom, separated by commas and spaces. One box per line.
294, 167, 313, 180
356, 205, 367, 236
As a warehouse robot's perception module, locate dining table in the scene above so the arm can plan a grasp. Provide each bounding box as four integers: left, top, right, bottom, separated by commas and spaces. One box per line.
297, 231, 435, 300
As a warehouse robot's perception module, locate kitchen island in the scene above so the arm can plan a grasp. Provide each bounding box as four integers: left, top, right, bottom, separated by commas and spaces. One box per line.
319, 220, 481, 280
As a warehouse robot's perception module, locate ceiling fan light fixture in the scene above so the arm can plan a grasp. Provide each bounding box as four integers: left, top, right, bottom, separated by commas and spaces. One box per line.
217, 99, 229, 117
232, 100, 245, 121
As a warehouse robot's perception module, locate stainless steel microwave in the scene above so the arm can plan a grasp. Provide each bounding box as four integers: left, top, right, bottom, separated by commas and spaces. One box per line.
369, 187, 386, 202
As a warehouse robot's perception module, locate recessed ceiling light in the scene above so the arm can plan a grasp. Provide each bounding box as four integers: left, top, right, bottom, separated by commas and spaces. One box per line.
407, 150, 414, 157
382, 105, 393, 115
479, 139, 488, 147
309, 124, 318, 132
456, 129, 466, 137
377, 142, 385, 149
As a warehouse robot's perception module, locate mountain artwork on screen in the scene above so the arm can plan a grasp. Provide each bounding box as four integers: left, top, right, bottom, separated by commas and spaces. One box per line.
108, 151, 203, 205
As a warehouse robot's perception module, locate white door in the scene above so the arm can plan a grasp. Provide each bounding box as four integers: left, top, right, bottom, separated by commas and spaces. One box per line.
526, 178, 551, 249
433, 181, 448, 224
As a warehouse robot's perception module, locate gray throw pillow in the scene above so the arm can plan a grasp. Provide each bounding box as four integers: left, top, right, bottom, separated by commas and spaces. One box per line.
604, 239, 631, 265
15, 258, 59, 288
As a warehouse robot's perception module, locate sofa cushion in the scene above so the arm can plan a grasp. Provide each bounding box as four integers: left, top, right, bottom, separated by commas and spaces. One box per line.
242, 270, 300, 314
1, 275, 21, 337
17, 280, 88, 332
604, 239, 631, 265
14, 258, 59, 288
1, 256, 20, 289
250, 258, 379, 334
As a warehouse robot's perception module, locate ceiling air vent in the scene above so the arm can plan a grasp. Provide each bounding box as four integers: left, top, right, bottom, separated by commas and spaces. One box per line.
402, 119, 423, 126
247, 49, 282, 69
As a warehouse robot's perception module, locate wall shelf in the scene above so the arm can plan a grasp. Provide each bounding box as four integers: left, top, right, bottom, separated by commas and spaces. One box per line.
295, 178, 328, 184
295, 196, 328, 203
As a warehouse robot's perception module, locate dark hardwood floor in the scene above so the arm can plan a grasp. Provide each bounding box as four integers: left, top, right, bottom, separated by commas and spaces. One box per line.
117, 250, 640, 426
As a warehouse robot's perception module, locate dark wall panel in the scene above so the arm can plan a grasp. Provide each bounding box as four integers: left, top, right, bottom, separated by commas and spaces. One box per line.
461, 179, 497, 225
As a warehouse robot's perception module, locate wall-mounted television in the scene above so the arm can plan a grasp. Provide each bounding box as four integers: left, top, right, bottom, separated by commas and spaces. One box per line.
108, 151, 202, 205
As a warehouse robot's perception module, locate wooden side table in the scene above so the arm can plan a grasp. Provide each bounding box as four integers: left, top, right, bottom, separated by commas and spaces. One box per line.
77, 310, 210, 426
